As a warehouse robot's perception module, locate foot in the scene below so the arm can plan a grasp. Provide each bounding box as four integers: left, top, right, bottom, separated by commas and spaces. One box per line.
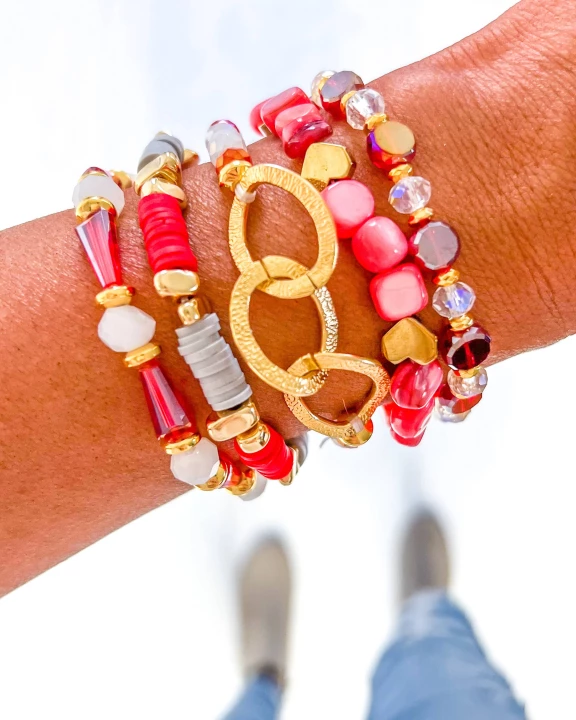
400, 510, 450, 603
240, 538, 291, 686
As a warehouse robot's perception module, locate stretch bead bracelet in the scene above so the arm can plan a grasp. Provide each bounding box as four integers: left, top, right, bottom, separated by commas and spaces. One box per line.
134, 132, 302, 487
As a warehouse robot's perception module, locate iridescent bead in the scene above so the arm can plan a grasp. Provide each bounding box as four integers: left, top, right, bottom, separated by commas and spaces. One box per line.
205, 120, 250, 169
435, 384, 481, 419
311, 70, 335, 106
440, 324, 491, 370
367, 121, 415, 173
409, 221, 460, 272
389, 177, 431, 214
320, 71, 364, 118
346, 88, 385, 130
432, 282, 476, 319
447, 367, 488, 398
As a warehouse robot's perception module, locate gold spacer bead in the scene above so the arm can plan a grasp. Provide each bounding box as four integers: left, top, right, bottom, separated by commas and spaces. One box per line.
163, 433, 201, 455
95, 285, 134, 308
333, 416, 373, 448
218, 160, 253, 191
76, 196, 115, 222
153, 269, 200, 298
339, 90, 357, 113
177, 295, 211, 325
227, 469, 257, 496
434, 268, 460, 286
279, 446, 300, 486
207, 399, 260, 442
301, 142, 355, 191
365, 113, 389, 131
134, 152, 181, 195
236, 422, 270, 454
124, 342, 161, 368
409, 207, 435, 225
197, 462, 228, 492
388, 163, 413, 182
140, 177, 187, 209
457, 367, 479, 379
182, 149, 200, 168
450, 314, 474, 331
110, 170, 133, 190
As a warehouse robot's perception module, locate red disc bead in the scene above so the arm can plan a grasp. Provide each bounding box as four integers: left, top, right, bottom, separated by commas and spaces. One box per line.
440, 324, 491, 370
138, 194, 198, 273
352, 216, 408, 273
408, 221, 460, 272
391, 360, 444, 410
320, 71, 364, 118
321, 180, 375, 239
234, 424, 293, 480
260, 87, 310, 136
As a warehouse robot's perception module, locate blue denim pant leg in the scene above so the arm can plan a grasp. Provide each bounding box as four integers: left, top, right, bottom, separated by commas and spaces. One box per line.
223, 674, 281, 720
368, 590, 526, 720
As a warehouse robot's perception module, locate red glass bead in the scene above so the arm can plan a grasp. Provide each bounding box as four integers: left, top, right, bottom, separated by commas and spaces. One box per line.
352, 216, 408, 273
249, 99, 269, 135
275, 102, 322, 136
75, 208, 123, 288
370, 263, 428, 322
440, 324, 491, 370
409, 221, 460, 272
320, 71, 364, 118
260, 87, 310, 136
234, 423, 293, 480
389, 397, 435, 439
139, 361, 196, 441
436, 384, 482, 415
282, 118, 333, 159
391, 429, 425, 447
391, 360, 443, 410
321, 180, 375, 239
366, 127, 416, 172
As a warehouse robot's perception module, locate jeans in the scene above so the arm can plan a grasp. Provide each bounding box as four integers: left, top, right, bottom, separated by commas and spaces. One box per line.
223, 590, 526, 720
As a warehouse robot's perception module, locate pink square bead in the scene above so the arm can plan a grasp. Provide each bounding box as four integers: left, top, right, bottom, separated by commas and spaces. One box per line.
260, 87, 310, 136
352, 216, 408, 273
370, 263, 428, 321
321, 180, 375, 239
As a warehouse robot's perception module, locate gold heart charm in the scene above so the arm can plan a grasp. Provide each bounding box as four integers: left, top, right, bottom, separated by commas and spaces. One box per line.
301, 143, 355, 191
381, 318, 438, 365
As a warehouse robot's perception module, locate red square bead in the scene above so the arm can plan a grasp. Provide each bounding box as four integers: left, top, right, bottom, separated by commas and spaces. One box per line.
260, 87, 310, 136
370, 263, 428, 321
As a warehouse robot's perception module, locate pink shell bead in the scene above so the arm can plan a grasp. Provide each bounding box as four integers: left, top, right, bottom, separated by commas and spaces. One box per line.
275, 103, 322, 136
390, 360, 443, 409
352, 216, 408, 273
370, 263, 428, 321
321, 180, 375, 239
260, 87, 310, 136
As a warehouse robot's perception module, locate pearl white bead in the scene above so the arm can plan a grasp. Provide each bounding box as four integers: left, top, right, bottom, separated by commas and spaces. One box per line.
98, 305, 156, 352
170, 438, 220, 486
72, 174, 125, 216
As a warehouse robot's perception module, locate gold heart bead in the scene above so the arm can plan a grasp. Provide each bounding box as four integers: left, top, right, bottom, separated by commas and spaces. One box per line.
381, 318, 438, 365
301, 143, 355, 191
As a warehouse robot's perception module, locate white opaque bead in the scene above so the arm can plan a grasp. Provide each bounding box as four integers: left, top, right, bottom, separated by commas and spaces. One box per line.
388, 176, 431, 214
205, 120, 247, 167
311, 70, 335, 106
447, 367, 488, 399
346, 88, 385, 130
72, 174, 125, 216
235, 185, 257, 204
98, 305, 156, 352
170, 438, 220, 486
239, 473, 267, 502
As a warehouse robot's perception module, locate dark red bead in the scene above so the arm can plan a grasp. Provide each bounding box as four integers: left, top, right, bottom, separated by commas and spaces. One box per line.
75, 208, 123, 288
260, 87, 310, 136
366, 129, 416, 172
409, 221, 460, 272
440, 324, 491, 370
320, 71, 364, 118
282, 118, 332, 159
389, 397, 435, 439
436, 384, 482, 415
391, 360, 444, 410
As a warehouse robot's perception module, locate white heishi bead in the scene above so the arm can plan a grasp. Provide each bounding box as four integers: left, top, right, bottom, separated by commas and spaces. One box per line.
98, 305, 156, 353
170, 438, 220, 486
388, 176, 432, 214
346, 88, 385, 130
235, 185, 257, 204
447, 367, 488, 399
72, 174, 125, 216
239, 473, 267, 502
311, 70, 335, 106
205, 121, 247, 167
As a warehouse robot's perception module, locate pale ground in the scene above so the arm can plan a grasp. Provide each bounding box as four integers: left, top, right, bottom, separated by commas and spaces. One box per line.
1, 1, 573, 718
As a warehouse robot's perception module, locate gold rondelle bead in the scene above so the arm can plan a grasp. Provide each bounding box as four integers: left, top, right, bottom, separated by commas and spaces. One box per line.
140, 177, 187, 209
95, 284, 134, 308
197, 462, 228, 491
434, 268, 460, 286
182, 149, 200, 167
236, 422, 270, 453
177, 295, 210, 325
450, 314, 474, 331
207, 399, 260, 442
339, 90, 357, 113
134, 152, 181, 195
365, 113, 389, 131
409, 207, 435, 225
388, 163, 413, 183
124, 342, 161, 368
110, 170, 133, 190
76, 196, 115, 222
154, 269, 200, 298
227, 469, 256, 496
457, 367, 479, 379
218, 160, 253, 191
163, 433, 201, 455
333, 416, 373, 448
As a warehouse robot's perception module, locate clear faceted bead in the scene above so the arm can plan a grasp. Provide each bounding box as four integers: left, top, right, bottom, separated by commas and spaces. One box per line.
447, 367, 488, 398
310, 70, 335, 106
432, 282, 476, 319
346, 88, 385, 130
388, 176, 431, 214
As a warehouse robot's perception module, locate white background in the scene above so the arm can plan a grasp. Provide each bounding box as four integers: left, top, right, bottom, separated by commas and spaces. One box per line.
1, 1, 573, 719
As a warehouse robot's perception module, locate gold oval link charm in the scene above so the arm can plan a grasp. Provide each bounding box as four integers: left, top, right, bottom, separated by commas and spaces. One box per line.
284, 352, 390, 438
229, 164, 338, 300
230, 259, 338, 396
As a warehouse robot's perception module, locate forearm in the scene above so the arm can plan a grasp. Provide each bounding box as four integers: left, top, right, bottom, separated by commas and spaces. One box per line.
0, 0, 574, 594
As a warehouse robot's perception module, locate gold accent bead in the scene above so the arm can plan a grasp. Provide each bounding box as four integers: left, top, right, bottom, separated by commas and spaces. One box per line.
75, 196, 115, 222
332, 416, 373, 448
259, 124, 273, 137
388, 163, 413, 182
95, 285, 134, 308
365, 113, 388, 131
140, 177, 187, 209
182, 149, 199, 167
177, 295, 211, 325
206, 399, 260, 442
381, 318, 438, 365
450, 314, 474, 331
163, 433, 201, 455
434, 268, 460, 286
236, 422, 270, 453
124, 342, 161, 368
227, 469, 257, 496
153, 269, 200, 298
218, 160, 253, 191
110, 170, 133, 190
301, 142, 355, 191
197, 463, 228, 492
134, 152, 181, 195
339, 90, 357, 113
80, 168, 108, 180
457, 367, 479, 379
409, 207, 435, 225
279, 446, 300, 486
